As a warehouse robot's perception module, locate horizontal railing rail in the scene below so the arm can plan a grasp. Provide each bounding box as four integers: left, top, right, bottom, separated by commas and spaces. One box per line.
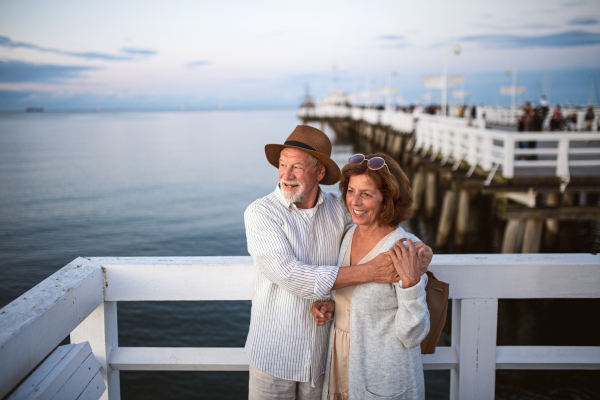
1, 254, 599, 400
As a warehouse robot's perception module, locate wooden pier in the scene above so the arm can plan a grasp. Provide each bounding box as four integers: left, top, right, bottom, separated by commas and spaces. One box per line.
300, 104, 600, 253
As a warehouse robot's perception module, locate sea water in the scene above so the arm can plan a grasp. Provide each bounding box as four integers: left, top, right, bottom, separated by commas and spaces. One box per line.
1, 110, 598, 399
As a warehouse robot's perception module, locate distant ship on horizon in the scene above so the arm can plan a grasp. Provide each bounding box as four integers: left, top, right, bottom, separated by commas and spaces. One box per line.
25, 107, 44, 112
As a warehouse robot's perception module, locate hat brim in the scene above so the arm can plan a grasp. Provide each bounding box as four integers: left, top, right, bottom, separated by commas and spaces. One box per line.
265, 143, 341, 186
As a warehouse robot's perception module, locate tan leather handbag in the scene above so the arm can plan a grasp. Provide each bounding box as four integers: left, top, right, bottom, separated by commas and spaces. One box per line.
421, 271, 449, 354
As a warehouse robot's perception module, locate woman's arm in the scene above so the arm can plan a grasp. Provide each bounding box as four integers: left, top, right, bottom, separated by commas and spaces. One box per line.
388, 239, 430, 348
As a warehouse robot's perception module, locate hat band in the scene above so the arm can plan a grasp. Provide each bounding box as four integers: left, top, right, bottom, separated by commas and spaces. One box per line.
284, 140, 316, 152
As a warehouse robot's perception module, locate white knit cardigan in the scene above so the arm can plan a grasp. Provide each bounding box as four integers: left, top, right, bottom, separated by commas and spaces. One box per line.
321, 225, 430, 400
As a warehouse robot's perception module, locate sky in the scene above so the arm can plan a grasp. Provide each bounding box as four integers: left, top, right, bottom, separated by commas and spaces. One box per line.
1, 0, 599, 110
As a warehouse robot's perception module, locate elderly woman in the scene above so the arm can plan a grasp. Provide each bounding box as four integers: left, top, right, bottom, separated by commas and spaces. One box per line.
313, 153, 429, 400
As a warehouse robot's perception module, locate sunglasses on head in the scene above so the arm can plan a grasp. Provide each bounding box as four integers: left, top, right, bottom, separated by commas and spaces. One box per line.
348, 154, 390, 173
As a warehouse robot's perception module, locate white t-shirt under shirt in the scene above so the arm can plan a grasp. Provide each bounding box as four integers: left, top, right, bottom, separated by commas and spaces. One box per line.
298, 206, 316, 219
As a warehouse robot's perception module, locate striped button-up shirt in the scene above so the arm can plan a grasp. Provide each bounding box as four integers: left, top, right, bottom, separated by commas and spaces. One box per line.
244, 184, 352, 384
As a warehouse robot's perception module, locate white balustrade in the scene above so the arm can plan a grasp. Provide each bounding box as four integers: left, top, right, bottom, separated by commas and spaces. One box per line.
1, 255, 599, 400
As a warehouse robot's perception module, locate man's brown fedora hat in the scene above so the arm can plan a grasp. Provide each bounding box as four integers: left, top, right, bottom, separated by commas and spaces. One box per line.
265, 125, 341, 185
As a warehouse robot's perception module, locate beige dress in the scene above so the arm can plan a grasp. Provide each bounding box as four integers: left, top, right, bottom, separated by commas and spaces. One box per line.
327, 231, 395, 400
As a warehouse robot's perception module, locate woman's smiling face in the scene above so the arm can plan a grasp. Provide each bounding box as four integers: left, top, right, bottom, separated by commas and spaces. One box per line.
346, 173, 384, 228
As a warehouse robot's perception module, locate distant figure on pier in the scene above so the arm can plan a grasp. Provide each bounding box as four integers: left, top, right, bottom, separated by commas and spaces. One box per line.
412, 102, 423, 117
550, 105, 564, 131
244, 125, 433, 399
585, 106, 595, 131
517, 102, 543, 159
539, 95, 549, 121
565, 112, 578, 131
517, 102, 533, 158
313, 153, 430, 400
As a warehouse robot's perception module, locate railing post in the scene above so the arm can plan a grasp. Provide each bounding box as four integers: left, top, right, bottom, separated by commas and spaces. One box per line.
502, 135, 515, 178
71, 301, 120, 400
457, 299, 498, 400
450, 299, 461, 400
482, 133, 493, 171
556, 138, 570, 179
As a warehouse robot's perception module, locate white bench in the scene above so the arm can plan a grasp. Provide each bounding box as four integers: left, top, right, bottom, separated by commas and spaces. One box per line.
8, 342, 105, 400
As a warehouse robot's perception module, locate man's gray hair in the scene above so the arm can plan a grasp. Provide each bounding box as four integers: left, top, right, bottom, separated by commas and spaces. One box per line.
309, 154, 323, 171
279, 148, 323, 171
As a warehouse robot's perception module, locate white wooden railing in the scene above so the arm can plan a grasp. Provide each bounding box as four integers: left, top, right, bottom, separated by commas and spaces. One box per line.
1, 255, 599, 400
299, 105, 600, 183
415, 120, 600, 184
299, 106, 418, 133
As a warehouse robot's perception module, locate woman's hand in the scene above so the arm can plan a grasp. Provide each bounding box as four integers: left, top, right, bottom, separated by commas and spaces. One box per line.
311, 300, 335, 326
388, 238, 422, 288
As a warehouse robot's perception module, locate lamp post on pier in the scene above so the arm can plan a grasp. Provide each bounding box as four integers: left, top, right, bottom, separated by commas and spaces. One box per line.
442, 39, 461, 116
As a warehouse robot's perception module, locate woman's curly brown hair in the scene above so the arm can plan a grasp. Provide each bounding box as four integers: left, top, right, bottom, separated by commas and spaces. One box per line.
339, 153, 413, 227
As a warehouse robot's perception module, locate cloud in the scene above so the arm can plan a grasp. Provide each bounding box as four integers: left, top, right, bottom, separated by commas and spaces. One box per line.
0, 35, 155, 61
376, 34, 410, 48
382, 43, 411, 49
460, 30, 600, 48
236, 78, 264, 83
120, 47, 158, 55
471, 22, 556, 31
0, 60, 103, 83
562, 1, 585, 7
568, 17, 599, 26
377, 35, 405, 41
186, 61, 211, 68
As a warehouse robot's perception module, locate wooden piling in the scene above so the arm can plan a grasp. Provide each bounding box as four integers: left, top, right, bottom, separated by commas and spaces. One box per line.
436, 189, 457, 247
412, 169, 425, 212
411, 156, 420, 172
563, 192, 576, 206
425, 171, 437, 218
522, 217, 543, 253
501, 219, 524, 254
456, 188, 470, 246
545, 192, 560, 236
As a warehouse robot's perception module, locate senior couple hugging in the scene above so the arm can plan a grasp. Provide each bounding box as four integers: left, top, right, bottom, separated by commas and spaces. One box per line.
244, 125, 433, 400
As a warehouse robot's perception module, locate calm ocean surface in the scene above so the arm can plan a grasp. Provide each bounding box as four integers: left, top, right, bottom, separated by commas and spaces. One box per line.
1, 110, 598, 399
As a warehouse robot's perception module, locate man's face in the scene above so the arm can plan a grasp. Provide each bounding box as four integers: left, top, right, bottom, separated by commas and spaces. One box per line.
278, 148, 322, 204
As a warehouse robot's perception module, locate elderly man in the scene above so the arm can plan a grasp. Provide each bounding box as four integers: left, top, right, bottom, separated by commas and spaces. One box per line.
244, 125, 432, 400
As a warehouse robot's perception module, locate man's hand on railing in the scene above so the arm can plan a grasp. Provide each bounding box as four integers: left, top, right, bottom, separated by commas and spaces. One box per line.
311, 300, 335, 326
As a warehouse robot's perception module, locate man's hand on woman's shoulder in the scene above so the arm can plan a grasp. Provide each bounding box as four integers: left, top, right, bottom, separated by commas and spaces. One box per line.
365, 252, 399, 283
388, 238, 422, 288
398, 238, 432, 275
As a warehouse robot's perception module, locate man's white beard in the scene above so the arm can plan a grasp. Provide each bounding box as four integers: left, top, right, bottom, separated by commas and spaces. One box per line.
280, 179, 305, 204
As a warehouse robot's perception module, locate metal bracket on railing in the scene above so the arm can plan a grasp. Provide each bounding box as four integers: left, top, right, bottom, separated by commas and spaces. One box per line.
440, 154, 450, 166
465, 157, 480, 177
452, 156, 465, 171
483, 163, 500, 186
560, 175, 570, 193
